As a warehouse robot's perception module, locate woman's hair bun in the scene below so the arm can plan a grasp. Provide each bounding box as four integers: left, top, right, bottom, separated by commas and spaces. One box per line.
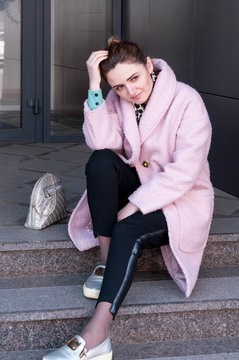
100, 37, 147, 76
108, 36, 121, 46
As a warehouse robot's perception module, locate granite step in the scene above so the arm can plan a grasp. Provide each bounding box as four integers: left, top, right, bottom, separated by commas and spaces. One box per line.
0, 266, 238, 290
0, 224, 238, 278
0, 337, 239, 359
0, 269, 238, 351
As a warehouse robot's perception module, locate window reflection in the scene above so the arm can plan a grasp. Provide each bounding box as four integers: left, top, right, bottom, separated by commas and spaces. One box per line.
0, 0, 21, 129
50, 0, 109, 136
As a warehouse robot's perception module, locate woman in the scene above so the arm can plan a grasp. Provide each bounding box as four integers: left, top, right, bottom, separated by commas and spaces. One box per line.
43, 38, 214, 360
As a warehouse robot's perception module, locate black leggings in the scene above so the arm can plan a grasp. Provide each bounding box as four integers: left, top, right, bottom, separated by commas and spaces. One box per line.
85, 149, 169, 318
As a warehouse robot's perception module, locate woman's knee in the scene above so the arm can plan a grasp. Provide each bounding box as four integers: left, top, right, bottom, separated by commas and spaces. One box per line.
85, 149, 116, 176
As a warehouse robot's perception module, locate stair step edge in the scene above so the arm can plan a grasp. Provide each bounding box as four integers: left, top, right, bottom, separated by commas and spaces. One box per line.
0, 276, 238, 323
0, 266, 238, 290
1, 336, 239, 360
0, 352, 238, 360
0, 224, 238, 252
138, 354, 239, 360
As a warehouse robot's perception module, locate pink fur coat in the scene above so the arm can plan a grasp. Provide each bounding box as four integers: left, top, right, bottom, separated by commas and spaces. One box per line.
68, 59, 214, 297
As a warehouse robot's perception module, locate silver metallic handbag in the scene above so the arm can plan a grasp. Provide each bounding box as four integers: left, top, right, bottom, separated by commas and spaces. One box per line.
25, 173, 67, 230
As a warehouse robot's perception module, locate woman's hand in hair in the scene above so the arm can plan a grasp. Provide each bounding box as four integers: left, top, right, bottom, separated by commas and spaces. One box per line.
117, 202, 140, 222
86, 50, 108, 91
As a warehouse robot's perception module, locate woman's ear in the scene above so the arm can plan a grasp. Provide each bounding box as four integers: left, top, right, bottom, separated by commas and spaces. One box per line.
146, 56, 154, 73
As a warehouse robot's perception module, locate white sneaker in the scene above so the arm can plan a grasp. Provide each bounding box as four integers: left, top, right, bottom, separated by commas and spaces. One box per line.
83, 265, 105, 299
43, 335, 112, 360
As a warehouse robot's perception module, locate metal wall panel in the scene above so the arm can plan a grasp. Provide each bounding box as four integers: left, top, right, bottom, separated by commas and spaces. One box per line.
193, 0, 239, 98
123, 0, 239, 197
123, 0, 193, 83
150, 0, 192, 84
202, 93, 239, 197
122, 0, 150, 53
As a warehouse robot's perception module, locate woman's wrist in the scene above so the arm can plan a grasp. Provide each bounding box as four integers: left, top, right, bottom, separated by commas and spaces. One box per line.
89, 82, 101, 91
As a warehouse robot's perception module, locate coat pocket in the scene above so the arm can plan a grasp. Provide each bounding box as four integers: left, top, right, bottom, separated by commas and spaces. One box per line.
176, 191, 214, 253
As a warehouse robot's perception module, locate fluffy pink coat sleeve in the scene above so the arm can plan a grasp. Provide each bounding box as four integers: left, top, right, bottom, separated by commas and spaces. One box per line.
83, 91, 123, 151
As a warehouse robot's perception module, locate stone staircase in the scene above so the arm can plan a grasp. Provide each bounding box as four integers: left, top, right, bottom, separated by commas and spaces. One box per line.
0, 220, 239, 359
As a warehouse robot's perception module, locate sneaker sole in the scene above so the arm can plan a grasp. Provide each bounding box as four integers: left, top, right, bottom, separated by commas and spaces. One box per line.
43, 351, 112, 360
83, 284, 101, 299
90, 351, 113, 360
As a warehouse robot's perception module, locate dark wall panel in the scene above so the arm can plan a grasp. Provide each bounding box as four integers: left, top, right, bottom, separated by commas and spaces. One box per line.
123, 0, 192, 83
193, 0, 239, 98
150, 0, 192, 84
202, 93, 239, 197
122, 0, 239, 197
123, 0, 150, 53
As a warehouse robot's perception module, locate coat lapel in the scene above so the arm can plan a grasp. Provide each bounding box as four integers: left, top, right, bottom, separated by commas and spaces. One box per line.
119, 97, 141, 165
139, 59, 177, 145
115, 59, 177, 165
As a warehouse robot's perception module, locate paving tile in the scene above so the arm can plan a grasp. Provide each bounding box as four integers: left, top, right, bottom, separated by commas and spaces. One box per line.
0, 168, 45, 185
210, 218, 239, 234
231, 209, 239, 216
66, 143, 92, 153
0, 144, 57, 157
0, 153, 27, 164
0, 182, 18, 193
66, 196, 81, 209
64, 166, 86, 178
19, 158, 79, 174
214, 196, 239, 216
0, 202, 28, 226
25, 143, 73, 150
61, 174, 86, 194
45, 149, 90, 164
214, 187, 237, 199
0, 185, 33, 205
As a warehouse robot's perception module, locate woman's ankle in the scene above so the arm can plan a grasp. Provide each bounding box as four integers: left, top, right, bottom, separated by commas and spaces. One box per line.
80, 302, 112, 349
80, 328, 109, 350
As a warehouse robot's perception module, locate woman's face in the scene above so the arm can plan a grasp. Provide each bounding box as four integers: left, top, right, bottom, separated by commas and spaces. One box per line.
105, 57, 154, 104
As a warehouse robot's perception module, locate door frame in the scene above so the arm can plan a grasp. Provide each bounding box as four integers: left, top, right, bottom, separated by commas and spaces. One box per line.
0, 0, 38, 142
0, 0, 123, 143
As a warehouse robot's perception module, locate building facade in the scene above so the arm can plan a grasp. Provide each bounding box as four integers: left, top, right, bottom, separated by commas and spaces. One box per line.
0, 0, 238, 196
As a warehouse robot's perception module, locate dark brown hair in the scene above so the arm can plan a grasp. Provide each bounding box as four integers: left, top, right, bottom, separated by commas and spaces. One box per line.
100, 37, 147, 77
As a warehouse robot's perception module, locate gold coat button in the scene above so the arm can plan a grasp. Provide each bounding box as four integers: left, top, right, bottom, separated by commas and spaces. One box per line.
142, 161, 150, 168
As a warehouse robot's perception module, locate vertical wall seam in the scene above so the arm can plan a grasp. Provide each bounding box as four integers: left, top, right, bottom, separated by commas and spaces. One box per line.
191, 0, 195, 87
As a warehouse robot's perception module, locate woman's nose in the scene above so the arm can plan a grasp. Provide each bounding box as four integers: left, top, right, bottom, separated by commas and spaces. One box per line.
126, 85, 136, 96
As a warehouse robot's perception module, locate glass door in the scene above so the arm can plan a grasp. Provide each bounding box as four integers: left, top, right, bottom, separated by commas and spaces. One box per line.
0, 0, 37, 142
44, 0, 113, 142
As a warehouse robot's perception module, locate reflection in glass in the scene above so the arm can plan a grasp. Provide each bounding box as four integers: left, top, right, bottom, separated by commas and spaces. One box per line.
50, 0, 109, 136
0, 0, 21, 129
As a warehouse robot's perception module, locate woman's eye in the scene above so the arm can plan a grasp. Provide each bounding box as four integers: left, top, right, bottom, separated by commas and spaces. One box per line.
132, 76, 138, 81
116, 85, 123, 91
